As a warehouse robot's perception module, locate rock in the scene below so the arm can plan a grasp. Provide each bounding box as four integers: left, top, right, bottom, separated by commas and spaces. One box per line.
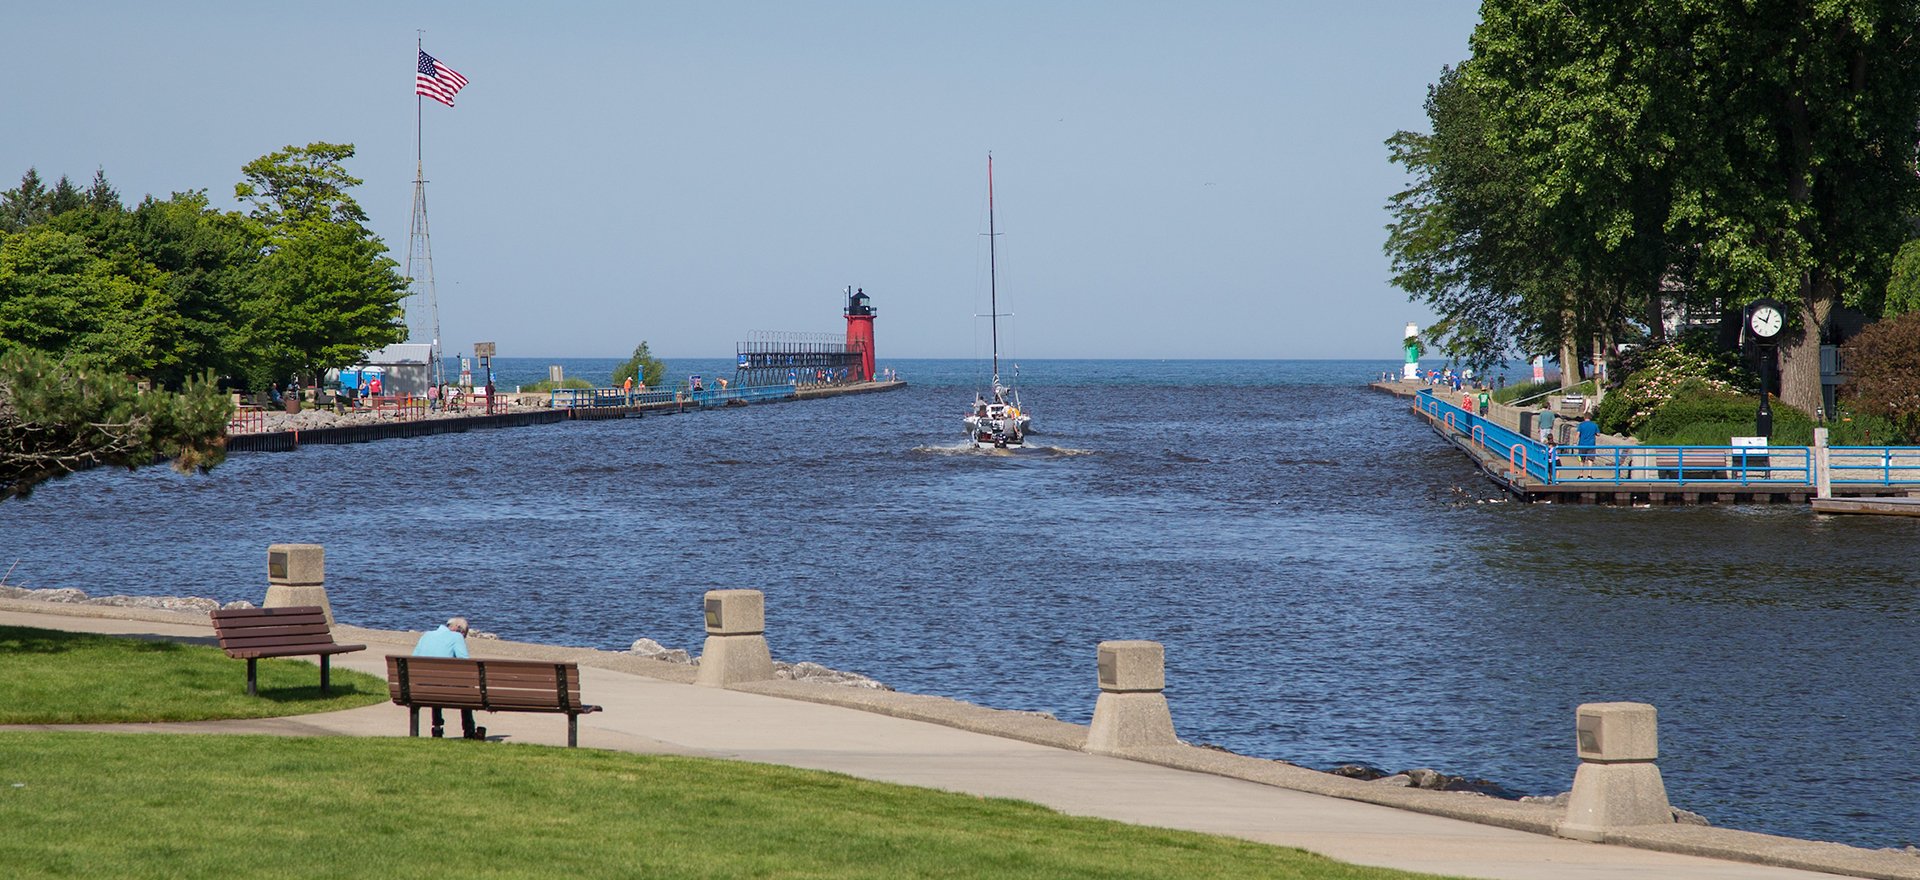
470, 631, 499, 640
1673, 807, 1711, 826
1399, 767, 1525, 799
220, 600, 256, 610
1406, 768, 1448, 789
26, 588, 87, 603
772, 660, 892, 690
1328, 763, 1390, 781
1521, 791, 1570, 807
627, 638, 691, 664
1374, 774, 1413, 786
87, 595, 220, 612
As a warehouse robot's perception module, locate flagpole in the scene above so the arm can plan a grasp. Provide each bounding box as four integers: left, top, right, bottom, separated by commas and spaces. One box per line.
408, 30, 444, 390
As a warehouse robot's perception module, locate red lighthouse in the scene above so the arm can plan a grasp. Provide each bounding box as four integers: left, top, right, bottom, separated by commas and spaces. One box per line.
844, 286, 876, 382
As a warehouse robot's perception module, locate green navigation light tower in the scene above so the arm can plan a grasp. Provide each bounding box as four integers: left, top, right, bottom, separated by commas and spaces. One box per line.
1403, 322, 1422, 380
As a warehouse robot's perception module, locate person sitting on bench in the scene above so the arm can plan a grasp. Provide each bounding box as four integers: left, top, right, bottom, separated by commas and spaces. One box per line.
414, 616, 483, 740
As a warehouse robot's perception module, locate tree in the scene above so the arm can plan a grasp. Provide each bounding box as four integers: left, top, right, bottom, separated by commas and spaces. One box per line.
0, 168, 50, 232
234, 142, 370, 227
1385, 66, 1577, 377
1463, 2, 1697, 385
0, 227, 173, 378
1838, 310, 1920, 441
233, 143, 408, 389
1670, 1, 1920, 415
1878, 238, 1920, 317
0, 349, 230, 501
612, 341, 667, 388
243, 216, 407, 390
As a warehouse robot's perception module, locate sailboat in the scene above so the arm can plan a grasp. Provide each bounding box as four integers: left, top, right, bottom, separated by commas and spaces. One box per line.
964, 153, 1033, 449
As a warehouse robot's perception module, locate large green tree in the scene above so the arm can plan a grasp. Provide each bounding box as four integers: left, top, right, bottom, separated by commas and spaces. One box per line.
233, 143, 408, 389
0, 226, 171, 376
1429, 0, 1920, 411
1677, 2, 1920, 414
1386, 66, 1576, 376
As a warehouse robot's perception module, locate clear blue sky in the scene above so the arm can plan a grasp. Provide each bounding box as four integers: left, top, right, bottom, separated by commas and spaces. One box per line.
7, 1, 1478, 360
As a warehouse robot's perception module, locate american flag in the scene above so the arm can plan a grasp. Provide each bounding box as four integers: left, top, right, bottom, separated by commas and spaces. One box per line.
415, 50, 468, 107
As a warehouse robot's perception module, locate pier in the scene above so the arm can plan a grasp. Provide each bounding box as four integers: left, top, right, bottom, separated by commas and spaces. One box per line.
1376, 380, 1920, 504
227, 379, 905, 452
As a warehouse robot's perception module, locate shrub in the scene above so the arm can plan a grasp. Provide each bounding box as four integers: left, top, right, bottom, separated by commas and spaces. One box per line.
613, 341, 667, 389
518, 377, 594, 393
1494, 378, 1557, 404
1596, 337, 1755, 435
1840, 312, 1920, 443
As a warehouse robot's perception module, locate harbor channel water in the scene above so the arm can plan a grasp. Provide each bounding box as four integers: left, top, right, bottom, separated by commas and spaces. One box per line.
1, 357, 1915, 849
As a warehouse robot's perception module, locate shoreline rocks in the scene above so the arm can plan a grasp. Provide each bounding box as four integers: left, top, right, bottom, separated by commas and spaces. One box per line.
0, 584, 252, 613
626, 637, 890, 690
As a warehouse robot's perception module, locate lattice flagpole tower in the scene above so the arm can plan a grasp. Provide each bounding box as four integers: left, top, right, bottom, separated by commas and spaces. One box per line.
404, 156, 441, 388
404, 31, 447, 388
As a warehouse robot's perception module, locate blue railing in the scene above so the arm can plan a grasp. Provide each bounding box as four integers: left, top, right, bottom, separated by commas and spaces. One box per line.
1415, 389, 1819, 487
549, 383, 799, 410
1828, 447, 1920, 485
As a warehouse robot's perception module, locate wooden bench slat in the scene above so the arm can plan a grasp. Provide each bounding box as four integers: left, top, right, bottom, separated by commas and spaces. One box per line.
210, 613, 331, 630
219, 631, 340, 650
226, 643, 366, 660
385, 655, 599, 744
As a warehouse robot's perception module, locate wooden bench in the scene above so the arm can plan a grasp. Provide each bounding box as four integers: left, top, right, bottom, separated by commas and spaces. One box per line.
210, 606, 367, 696
385, 656, 602, 747
1655, 450, 1728, 480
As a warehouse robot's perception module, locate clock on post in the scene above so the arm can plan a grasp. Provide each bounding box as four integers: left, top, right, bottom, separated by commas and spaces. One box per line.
1746, 299, 1786, 437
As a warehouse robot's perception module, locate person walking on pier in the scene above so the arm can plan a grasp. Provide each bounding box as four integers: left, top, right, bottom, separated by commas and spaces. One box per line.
1477, 390, 1490, 417
1577, 415, 1600, 465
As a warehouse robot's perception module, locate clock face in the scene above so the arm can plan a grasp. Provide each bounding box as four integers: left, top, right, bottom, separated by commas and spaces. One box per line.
1750, 305, 1783, 338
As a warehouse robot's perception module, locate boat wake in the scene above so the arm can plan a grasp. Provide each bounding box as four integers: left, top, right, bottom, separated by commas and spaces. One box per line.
913, 442, 1094, 457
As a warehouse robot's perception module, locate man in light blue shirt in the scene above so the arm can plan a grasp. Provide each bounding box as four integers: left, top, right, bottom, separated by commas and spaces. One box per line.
414, 617, 481, 739
414, 617, 470, 659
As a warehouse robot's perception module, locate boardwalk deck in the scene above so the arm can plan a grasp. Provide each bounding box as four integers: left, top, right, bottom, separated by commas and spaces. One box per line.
1387, 381, 1920, 505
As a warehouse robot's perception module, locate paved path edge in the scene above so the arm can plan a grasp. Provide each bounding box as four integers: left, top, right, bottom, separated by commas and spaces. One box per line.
4, 596, 1915, 879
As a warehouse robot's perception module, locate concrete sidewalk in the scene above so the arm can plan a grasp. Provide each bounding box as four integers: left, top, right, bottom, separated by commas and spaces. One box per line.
0, 603, 1897, 880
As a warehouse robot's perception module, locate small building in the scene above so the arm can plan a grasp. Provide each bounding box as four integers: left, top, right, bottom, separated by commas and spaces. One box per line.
331, 343, 434, 396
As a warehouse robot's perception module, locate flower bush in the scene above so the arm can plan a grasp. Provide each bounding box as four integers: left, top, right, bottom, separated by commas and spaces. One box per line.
1595, 334, 1757, 436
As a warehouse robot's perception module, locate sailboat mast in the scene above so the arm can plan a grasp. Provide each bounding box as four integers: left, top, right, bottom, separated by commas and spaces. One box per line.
988, 153, 1000, 390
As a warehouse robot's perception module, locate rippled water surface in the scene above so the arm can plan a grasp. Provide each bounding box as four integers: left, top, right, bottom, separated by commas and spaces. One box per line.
4, 358, 1916, 848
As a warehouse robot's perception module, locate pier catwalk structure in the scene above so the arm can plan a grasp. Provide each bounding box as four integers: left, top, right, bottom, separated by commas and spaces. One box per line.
735, 332, 863, 387
735, 286, 879, 387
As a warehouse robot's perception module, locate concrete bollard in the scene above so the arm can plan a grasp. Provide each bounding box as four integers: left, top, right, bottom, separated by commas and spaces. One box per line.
694, 589, 774, 687
1085, 640, 1179, 754
263, 543, 334, 624
1557, 702, 1674, 841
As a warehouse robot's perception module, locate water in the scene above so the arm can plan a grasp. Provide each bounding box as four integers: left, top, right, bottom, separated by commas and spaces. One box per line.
3, 358, 1916, 849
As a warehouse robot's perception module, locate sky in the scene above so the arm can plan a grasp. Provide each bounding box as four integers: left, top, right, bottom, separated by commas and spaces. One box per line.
6, 1, 1481, 360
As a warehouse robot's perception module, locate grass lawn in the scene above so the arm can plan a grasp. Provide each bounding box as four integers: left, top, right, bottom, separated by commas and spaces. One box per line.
0, 732, 1461, 880
0, 625, 386, 723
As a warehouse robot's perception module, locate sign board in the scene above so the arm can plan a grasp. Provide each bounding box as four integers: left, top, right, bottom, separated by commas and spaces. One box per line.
474, 342, 496, 358
1732, 436, 1768, 447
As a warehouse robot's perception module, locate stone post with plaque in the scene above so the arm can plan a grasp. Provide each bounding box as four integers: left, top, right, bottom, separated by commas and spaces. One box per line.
1085, 640, 1179, 755
1558, 702, 1674, 841
694, 589, 774, 687
263, 543, 334, 624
